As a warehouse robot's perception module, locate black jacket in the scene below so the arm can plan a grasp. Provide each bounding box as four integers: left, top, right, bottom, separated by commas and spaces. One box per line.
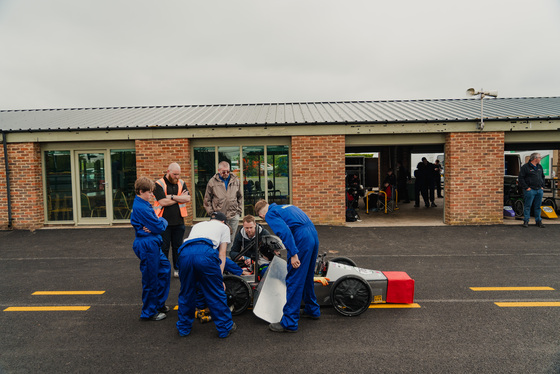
518, 162, 545, 190
230, 224, 271, 261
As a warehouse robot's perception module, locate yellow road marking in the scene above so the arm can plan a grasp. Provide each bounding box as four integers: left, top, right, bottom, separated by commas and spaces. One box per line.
470, 287, 554, 291
369, 303, 421, 309
4, 306, 91, 311
32, 291, 105, 295
495, 302, 560, 307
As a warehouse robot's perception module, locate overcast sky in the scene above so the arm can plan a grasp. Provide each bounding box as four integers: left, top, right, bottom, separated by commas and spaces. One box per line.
1, 0, 559, 110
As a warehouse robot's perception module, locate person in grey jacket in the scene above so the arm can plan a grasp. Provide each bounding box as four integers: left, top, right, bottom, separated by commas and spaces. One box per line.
203, 161, 243, 250
518, 152, 546, 228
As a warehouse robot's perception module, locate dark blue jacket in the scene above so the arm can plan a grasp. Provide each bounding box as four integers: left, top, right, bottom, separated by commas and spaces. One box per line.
518, 162, 545, 190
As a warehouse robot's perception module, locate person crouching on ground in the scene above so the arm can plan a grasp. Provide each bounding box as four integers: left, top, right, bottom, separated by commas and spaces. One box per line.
254, 200, 321, 333
130, 177, 171, 321
175, 211, 236, 338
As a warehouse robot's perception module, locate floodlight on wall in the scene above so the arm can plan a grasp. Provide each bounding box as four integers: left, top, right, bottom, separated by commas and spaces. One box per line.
466, 88, 498, 130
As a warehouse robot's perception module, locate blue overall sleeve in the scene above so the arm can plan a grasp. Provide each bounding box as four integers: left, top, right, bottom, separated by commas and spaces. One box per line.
224, 258, 243, 276
265, 206, 299, 259
131, 197, 168, 236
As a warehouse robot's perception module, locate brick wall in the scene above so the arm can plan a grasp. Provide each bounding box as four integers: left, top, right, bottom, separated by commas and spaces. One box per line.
0, 142, 44, 230
444, 132, 504, 225
291, 135, 345, 225
135, 139, 193, 224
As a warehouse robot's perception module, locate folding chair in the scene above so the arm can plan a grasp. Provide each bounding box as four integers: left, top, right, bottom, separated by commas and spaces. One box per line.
377, 185, 399, 214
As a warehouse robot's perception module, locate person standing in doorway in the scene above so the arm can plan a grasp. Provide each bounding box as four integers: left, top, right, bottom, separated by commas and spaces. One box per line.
433, 159, 443, 198
518, 152, 546, 228
396, 161, 411, 204
203, 161, 243, 252
153, 163, 191, 278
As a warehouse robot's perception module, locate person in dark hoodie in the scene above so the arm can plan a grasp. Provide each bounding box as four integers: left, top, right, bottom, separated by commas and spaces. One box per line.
230, 215, 271, 268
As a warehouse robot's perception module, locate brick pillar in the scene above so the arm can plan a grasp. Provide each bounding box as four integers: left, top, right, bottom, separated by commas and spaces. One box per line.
444, 132, 504, 225
291, 135, 345, 225
135, 139, 193, 225
0, 142, 44, 230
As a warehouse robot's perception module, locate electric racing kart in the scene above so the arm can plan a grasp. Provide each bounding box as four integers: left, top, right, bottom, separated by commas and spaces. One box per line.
223, 235, 415, 322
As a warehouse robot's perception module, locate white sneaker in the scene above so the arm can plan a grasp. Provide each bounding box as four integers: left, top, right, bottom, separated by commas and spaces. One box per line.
173, 270, 179, 278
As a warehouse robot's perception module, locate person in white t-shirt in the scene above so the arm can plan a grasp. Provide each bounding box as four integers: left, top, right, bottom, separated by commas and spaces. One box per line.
175, 212, 236, 338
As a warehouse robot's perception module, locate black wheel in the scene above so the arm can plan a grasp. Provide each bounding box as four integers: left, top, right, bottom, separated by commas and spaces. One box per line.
504, 199, 514, 208
542, 198, 557, 212
330, 275, 372, 317
329, 257, 357, 267
513, 199, 524, 218
223, 275, 252, 316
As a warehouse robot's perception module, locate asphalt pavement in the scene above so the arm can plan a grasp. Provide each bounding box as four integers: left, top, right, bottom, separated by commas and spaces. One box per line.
1, 224, 560, 374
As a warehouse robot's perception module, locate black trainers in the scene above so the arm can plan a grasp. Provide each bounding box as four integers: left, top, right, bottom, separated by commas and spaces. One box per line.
522, 221, 529, 228
141, 312, 167, 321
269, 322, 297, 333
431, 202, 437, 207
158, 305, 170, 313
536, 221, 545, 228
222, 322, 237, 338
300, 310, 320, 320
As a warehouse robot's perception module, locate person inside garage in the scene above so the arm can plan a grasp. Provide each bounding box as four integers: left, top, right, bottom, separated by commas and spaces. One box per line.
518, 152, 546, 228
130, 177, 170, 321
254, 199, 321, 333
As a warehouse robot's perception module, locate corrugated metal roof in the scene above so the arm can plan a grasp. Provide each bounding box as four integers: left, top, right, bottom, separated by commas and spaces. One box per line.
1, 97, 559, 132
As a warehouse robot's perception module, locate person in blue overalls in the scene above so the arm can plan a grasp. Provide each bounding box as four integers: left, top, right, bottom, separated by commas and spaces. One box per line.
176, 212, 236, 338
130, 177, 171, 321
255, 200, 321, 333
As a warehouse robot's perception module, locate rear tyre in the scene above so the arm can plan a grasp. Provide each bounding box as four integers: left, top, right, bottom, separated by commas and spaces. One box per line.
330, 275, 372, 317
223, 275, 252, 316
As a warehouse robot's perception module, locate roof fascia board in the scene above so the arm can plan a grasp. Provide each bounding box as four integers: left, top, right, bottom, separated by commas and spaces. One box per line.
4, 119, 560, 143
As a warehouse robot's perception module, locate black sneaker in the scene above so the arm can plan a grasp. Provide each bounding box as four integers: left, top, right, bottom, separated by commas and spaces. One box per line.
269, 322, 297, 333
522, 221, 529, 228
158, 305, 171, 313
141, 312, 167, 321
300, 310, 320, 320
222, 322, 237, 338
431, 202, 437, 207
536, 221, 545, 228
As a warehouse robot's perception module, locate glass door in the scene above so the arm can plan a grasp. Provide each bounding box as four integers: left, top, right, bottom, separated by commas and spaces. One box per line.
76, 151, 109, 223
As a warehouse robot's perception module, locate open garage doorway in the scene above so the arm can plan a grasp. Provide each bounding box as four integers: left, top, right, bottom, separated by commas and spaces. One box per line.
345, 144, 445, 227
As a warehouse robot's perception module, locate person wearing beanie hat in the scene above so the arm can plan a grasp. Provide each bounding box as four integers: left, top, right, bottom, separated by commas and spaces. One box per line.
175, 212, 236, 338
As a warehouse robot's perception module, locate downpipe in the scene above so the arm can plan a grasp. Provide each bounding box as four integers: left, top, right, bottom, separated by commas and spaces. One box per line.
2, 131, 13, 229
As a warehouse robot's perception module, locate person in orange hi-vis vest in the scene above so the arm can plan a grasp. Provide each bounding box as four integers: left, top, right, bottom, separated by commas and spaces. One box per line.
153, 163, 191, 278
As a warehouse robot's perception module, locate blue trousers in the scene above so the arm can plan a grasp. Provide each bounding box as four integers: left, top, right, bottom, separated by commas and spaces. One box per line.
176, 241, 233, 338
523, 188, 543, 223
133, 236, 171, 319
281, 224, 321, 331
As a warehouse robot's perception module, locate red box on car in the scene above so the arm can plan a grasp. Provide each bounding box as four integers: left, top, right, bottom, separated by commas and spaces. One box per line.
382, 271, 415, 304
